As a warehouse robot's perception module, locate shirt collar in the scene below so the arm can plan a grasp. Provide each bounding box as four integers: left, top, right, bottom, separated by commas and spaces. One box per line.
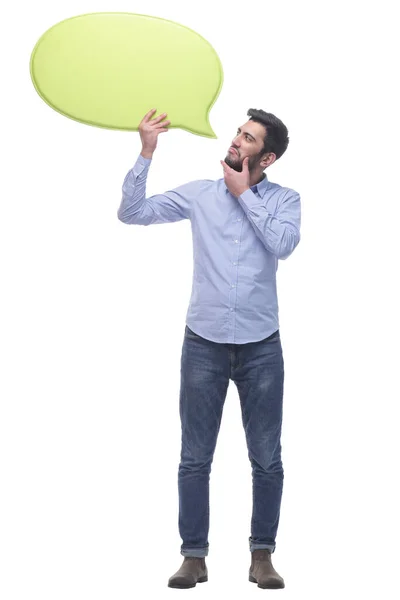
250, 173, 269, 197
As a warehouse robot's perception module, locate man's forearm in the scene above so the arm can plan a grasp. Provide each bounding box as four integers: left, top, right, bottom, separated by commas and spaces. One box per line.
117, 155, 151, 223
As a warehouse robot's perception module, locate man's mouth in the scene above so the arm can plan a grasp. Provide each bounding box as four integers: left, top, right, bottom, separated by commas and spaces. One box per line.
229, 147, 238, 156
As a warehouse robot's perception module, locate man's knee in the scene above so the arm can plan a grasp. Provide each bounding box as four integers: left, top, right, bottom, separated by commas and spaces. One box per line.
179, 452, 214, 475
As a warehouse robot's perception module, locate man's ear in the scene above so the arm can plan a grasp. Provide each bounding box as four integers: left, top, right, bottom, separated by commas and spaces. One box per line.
260, 152, 276, 169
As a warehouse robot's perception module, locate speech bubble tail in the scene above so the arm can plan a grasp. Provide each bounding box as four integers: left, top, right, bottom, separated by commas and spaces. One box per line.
202, 130, 217, 139
200, 114, 217, 138
205, 127, 217, 139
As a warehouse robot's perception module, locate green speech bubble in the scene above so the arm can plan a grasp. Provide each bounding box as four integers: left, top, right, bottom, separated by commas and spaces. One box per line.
29, 12, 223, 138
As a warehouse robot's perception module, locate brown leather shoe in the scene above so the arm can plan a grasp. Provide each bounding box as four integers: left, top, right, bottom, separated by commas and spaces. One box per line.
249, 549, 285, 589
168, 557, 208, 589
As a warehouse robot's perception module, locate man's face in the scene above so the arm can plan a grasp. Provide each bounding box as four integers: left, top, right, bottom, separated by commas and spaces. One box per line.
225, 120, 267, 172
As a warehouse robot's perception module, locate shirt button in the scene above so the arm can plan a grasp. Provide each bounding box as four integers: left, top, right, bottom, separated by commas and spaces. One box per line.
233, 262, 237, 265
237, 218, 242, 221
234, 239, 239, 243
231, 284, 236, 288
230, 308, 234, 311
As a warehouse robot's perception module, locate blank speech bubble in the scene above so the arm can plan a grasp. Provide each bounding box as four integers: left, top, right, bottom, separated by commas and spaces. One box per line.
29, 12, 224, 138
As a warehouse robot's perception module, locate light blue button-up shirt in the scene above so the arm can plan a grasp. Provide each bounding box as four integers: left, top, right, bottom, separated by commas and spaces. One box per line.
118, 154, 301, 344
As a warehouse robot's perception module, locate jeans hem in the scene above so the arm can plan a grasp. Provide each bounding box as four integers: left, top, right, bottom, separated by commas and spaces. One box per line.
181, 547, 209, 558
249, 538, 276, 553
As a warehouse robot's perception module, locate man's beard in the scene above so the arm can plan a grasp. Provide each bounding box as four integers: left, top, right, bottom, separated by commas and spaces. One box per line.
224, 150, 263, 173
225, 155, 243, 172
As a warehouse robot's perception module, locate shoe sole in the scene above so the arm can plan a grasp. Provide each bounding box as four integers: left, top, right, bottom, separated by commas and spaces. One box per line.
168, 575, 208, 589
249, 575, 285, 589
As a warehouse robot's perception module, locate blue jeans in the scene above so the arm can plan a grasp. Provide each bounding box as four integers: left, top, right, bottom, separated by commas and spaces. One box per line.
178, 325, 284, 558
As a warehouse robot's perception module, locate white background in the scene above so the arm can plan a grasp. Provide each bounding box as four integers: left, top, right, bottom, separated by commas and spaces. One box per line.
1, 1, 399, 598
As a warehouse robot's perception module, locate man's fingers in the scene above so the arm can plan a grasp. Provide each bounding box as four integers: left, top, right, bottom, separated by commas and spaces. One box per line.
150, 112, 168, 125
154, 120, 171, 129
220, 159, 230, 172
141, 108, 157, 124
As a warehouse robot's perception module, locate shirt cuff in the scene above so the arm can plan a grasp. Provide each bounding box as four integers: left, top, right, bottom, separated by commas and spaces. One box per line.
237, 188, 263, 213
138, 154, 152, 166
129, 154, 152, 179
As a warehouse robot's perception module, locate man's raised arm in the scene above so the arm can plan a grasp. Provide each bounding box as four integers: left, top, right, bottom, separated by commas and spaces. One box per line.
117, 109, 203, 226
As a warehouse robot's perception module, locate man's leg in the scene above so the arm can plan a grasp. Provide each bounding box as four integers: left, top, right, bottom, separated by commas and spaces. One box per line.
233, 329, 285, 554
178, 326, 230, 558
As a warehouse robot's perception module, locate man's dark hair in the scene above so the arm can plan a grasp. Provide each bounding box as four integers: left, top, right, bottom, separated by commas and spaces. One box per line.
247, 108, 289, 160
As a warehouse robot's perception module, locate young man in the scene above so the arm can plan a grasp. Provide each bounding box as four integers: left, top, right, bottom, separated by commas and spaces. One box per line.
118, 108, 301, 589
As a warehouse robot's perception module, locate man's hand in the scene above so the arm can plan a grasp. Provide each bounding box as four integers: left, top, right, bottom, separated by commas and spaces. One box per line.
220, 157, 250, 198
139, 109, 170, 158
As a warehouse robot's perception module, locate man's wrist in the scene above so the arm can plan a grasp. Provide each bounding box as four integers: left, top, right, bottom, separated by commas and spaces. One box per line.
236, 186, 250, 197
140, 147, 154, 159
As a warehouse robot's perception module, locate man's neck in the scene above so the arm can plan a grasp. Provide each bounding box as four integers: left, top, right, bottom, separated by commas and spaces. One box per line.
249, 171, 266, 187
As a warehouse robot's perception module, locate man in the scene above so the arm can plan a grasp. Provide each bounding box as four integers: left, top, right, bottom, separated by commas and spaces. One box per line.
117, 108, 301, 589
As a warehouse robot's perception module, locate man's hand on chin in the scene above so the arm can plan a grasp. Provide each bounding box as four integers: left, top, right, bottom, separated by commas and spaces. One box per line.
220, 157, 250, 198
